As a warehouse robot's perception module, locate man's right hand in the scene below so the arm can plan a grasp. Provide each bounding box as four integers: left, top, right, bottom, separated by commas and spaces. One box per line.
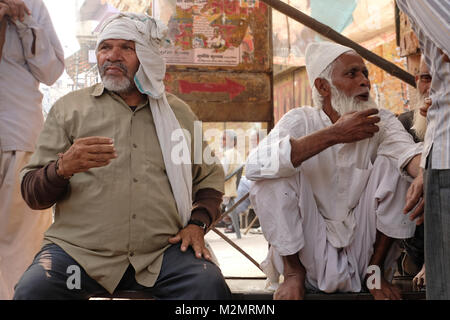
0, 0, 30, 22
0, 3, 11, 21
331, 108, 380, 144
57, 136, 117, 178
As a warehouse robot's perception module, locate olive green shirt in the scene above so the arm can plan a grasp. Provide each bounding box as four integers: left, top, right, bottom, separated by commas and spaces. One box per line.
21, 84, 224, 293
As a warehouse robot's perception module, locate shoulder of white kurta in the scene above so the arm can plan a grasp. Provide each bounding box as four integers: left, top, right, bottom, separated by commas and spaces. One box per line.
274, 105, 318, 138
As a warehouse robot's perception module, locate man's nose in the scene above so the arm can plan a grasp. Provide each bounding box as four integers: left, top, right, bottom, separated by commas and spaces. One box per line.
359, 74, 371, 90
106, 47, 123, 61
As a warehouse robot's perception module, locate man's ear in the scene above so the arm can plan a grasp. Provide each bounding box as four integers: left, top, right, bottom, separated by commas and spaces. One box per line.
314, 78, 331, 97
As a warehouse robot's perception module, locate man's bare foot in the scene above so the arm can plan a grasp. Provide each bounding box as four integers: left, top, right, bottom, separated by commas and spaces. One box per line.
369, 277, 402, 300
413, 264, 426, 291
273, 273, 305, 300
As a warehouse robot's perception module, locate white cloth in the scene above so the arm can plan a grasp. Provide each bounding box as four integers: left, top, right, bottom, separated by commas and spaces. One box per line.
97, 13, 193, 226
250, 156, 413, 293
305, 41, 354, 87
0, 151, 52, 299
396, 0, 450, 170
0, 0, 64, 152
246, 106, 422, 248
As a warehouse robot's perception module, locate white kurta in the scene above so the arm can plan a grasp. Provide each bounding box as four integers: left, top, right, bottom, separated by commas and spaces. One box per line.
246, 106, 422, 248
251, 155, 413, 293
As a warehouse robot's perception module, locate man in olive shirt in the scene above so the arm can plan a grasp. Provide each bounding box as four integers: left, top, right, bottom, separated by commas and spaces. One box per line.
13, 13, 231, 299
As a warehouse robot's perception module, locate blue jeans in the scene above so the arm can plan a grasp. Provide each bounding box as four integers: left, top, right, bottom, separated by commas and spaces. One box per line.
13, 243, 231, 300
424, 153, 450, 300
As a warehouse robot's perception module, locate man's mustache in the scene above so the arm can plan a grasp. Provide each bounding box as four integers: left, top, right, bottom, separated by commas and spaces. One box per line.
99, 62, 128, 76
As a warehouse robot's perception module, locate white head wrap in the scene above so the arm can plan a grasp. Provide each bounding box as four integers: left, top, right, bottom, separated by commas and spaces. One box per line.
305, 41, 355, 88
97, 13, 193, 226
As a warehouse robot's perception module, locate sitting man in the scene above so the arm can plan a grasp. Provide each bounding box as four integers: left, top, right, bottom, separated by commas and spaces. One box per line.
13, 13, 231, 300
245, 41, 423, 300
397, 56, 432, 289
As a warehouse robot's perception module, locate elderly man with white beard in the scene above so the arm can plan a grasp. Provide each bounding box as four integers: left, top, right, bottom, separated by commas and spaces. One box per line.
245, 41, 423, 300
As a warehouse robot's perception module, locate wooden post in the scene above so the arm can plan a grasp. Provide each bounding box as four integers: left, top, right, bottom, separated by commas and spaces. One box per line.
261, 0, 416, 88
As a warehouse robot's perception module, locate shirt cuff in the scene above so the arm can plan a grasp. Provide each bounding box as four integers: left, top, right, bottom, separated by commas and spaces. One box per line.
399, 142, 423, 180
191, 188, 223, 227
46, 161, 71, 188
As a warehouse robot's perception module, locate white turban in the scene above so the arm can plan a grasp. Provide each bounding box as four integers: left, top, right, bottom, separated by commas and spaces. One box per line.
96, 13, 170, 99
97, 13, 193, 227
305, 41, 355, 88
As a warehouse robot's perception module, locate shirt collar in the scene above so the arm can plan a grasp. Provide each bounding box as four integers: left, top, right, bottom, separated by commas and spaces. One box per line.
91, 83, 106, 97
90, 83, 149, 109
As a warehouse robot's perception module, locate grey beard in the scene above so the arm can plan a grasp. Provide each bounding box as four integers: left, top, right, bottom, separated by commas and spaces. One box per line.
330, 84, 378, 116
99, 61, 134, 94
102, 75, 133, 93
411, 90, 428, 141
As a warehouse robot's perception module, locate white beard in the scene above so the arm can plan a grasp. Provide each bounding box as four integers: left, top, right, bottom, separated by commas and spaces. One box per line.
102, 75, 133, 93
99, 61, 134, 93
330, 84, 378, 116
410, 90, 428, 141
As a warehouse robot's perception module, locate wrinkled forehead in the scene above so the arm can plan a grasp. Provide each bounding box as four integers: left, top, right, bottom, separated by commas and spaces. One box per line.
332, 51, 366, 74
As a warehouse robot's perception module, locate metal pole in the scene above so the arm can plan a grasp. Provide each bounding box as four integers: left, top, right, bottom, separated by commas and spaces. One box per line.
261, 0, 416, 87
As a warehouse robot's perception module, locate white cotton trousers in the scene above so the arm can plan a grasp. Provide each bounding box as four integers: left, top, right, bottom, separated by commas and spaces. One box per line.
0, 151, 52, 299
251, 156, 416, 293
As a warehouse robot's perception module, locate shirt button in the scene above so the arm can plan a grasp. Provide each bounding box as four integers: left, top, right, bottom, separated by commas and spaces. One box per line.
132, 214, 136, 219
133, 178, 138, 183
129, 252, 134, 257
133, 143, 137, 148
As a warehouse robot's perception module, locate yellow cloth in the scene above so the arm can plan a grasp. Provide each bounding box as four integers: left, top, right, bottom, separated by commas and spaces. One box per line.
21, 84, 224, 293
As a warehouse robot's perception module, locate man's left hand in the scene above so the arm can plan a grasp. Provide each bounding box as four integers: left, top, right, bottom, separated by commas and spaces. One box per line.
403, 172, 425, 225
168, 224, 212, 261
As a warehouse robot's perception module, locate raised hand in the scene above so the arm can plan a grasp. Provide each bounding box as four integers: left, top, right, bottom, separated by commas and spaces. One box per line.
331, 108, 381, 144
56, 136, 117, 178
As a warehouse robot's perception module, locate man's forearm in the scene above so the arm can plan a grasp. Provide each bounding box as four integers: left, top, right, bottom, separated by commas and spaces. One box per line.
290, 126, 338, 168
405, 154, 421, 178
0, 19, 6, 61
21, 162, 69, 210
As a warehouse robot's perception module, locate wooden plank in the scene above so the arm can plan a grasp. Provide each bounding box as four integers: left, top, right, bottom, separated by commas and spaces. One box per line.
187, 100, 272, 122
165, 71, 272, 122
165, 72, 271, 103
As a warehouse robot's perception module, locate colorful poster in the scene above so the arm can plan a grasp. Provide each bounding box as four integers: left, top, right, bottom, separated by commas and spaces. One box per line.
155, 0, 258, 66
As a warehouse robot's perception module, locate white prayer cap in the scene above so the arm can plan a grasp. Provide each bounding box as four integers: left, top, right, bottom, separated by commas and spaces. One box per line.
96, 13, 170, 99
305, 41, 355, 88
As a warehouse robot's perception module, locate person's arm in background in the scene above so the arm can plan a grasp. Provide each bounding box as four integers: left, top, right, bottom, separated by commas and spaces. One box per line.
0, 3, 10, 61
7, 0, 64, 85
